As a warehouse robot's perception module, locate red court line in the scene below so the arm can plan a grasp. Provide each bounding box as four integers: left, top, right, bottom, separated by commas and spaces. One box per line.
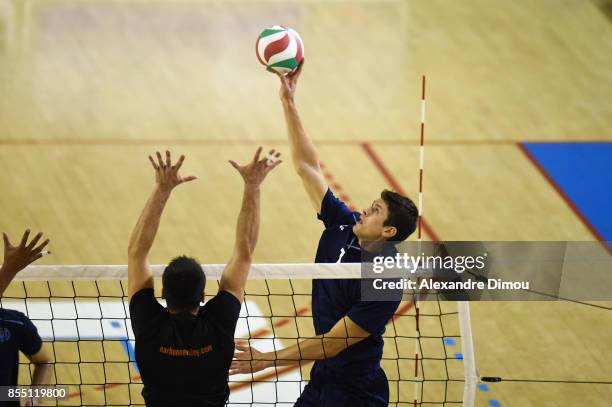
320, 162, 356, 211
1, 137, 609, 147
248, 306, 310, 338
517, 143, 605, 241
360, 142, 441, 241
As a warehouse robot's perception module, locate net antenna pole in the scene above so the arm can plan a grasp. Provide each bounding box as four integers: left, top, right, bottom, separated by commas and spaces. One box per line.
415, 76, 477, 406
458, 301, 478, 406
413, 75, 426, 407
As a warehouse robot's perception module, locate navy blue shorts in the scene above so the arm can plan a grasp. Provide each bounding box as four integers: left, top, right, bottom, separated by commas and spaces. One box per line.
295, 363, 389, 407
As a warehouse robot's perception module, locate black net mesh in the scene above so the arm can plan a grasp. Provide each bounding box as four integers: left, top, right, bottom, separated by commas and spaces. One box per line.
1, 275, 471, 406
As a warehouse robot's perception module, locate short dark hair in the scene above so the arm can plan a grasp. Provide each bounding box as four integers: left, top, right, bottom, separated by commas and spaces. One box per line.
162, 256, 205, 312
381, 190, 418, 242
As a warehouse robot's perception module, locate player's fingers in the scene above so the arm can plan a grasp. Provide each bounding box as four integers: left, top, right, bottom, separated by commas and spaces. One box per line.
295, 59, 304, 78
173, 154, 185, 171
269, 149, 279, 161
20, 230, 30, 247
3, 232, 10, 248
180, 175, 197, 184
156, 151, 164, 169
260, 149, 273, 164
31, 252, 44, 263
234, 349, 252, 358
235, 343, 250, 351
253, 146, 263, 163
228, 160, 241, 171
33, 239, 50, 254
165, 150, 171, 167
148, 155, 159, 170
27, 232, 43, 250
268, 159, 283, 171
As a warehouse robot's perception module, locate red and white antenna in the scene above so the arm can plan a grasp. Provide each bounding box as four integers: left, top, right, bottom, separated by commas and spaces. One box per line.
414, 75, 426, 407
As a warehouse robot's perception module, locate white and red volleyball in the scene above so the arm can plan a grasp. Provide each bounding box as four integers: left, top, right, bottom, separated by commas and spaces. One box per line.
256, 25, 304, 74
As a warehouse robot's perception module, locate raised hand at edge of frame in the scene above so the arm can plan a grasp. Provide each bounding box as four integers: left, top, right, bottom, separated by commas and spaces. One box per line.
228, 147, 282, 188
1, 230, 50, 275
148, 150, 197, 193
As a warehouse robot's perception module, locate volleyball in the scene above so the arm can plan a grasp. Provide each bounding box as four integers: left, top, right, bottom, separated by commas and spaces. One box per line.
256, 25, 304, 74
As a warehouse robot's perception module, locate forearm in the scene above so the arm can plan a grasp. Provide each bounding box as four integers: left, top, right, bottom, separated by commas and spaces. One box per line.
128, 187, 171, 257
281, 99, 320, 171
263, 336, 348, 368
0, 266, 17, 297
31, 362, 52, 386
233, 184, 261, 259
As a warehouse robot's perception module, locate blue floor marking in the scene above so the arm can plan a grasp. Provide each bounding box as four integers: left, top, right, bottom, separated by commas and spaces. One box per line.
522, 142, 612, 240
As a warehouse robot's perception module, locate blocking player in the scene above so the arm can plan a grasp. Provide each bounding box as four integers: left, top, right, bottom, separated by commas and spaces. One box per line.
230, 63, 418, 406
1, 230, 52, 407
128, 149, 280, 407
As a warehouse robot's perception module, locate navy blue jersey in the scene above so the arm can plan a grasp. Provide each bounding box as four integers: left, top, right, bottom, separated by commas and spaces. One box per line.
312, 189, 401, 375
0, 309, 43, 390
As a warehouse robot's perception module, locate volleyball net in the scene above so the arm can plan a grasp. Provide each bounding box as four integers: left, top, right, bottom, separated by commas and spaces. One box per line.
2, 264, 477, 406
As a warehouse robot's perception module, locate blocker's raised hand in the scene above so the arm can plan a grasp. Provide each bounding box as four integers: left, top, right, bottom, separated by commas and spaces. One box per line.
229, 147, 282, 188
148, 150, 197, 192
2, 230, 50, 275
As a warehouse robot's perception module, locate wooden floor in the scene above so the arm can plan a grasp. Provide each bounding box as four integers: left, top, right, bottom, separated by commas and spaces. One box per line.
1, 0, 611, 405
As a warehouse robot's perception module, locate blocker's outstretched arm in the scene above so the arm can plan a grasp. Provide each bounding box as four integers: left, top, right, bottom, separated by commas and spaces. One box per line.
0, 230, 50, 297
229, 315, 369, 375
220, 147, 281, 303
127, 151, 196, 298
277, 62, 328, 212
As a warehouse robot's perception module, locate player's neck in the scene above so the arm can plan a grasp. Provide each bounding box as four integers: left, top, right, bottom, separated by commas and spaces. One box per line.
359, 239, 386, 253
168, 307, 199, 316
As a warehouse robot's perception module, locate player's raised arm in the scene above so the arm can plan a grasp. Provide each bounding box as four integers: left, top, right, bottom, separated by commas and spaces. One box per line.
277, 62, 328, 212
220, 147, 281, 303
127, 151, 197, 298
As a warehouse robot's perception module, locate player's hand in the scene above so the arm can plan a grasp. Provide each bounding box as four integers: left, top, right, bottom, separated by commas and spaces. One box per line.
229, 341, 272, 375
1, 230, 50, 276
229, 147, 282, 188
148, 151, 197, 193
277, 60, 304, 102
21, 396, 39, 406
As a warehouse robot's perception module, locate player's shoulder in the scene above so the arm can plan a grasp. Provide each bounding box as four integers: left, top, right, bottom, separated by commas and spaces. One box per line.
337, 211, 361, 229
129, 287, 156, 307
0, 308, 31, 326
202, 290, 241, 312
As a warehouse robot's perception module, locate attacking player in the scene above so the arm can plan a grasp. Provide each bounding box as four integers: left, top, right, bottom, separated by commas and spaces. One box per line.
128, 149, 280, 406
230, 63, 418, 406
0, 230, 52, 407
